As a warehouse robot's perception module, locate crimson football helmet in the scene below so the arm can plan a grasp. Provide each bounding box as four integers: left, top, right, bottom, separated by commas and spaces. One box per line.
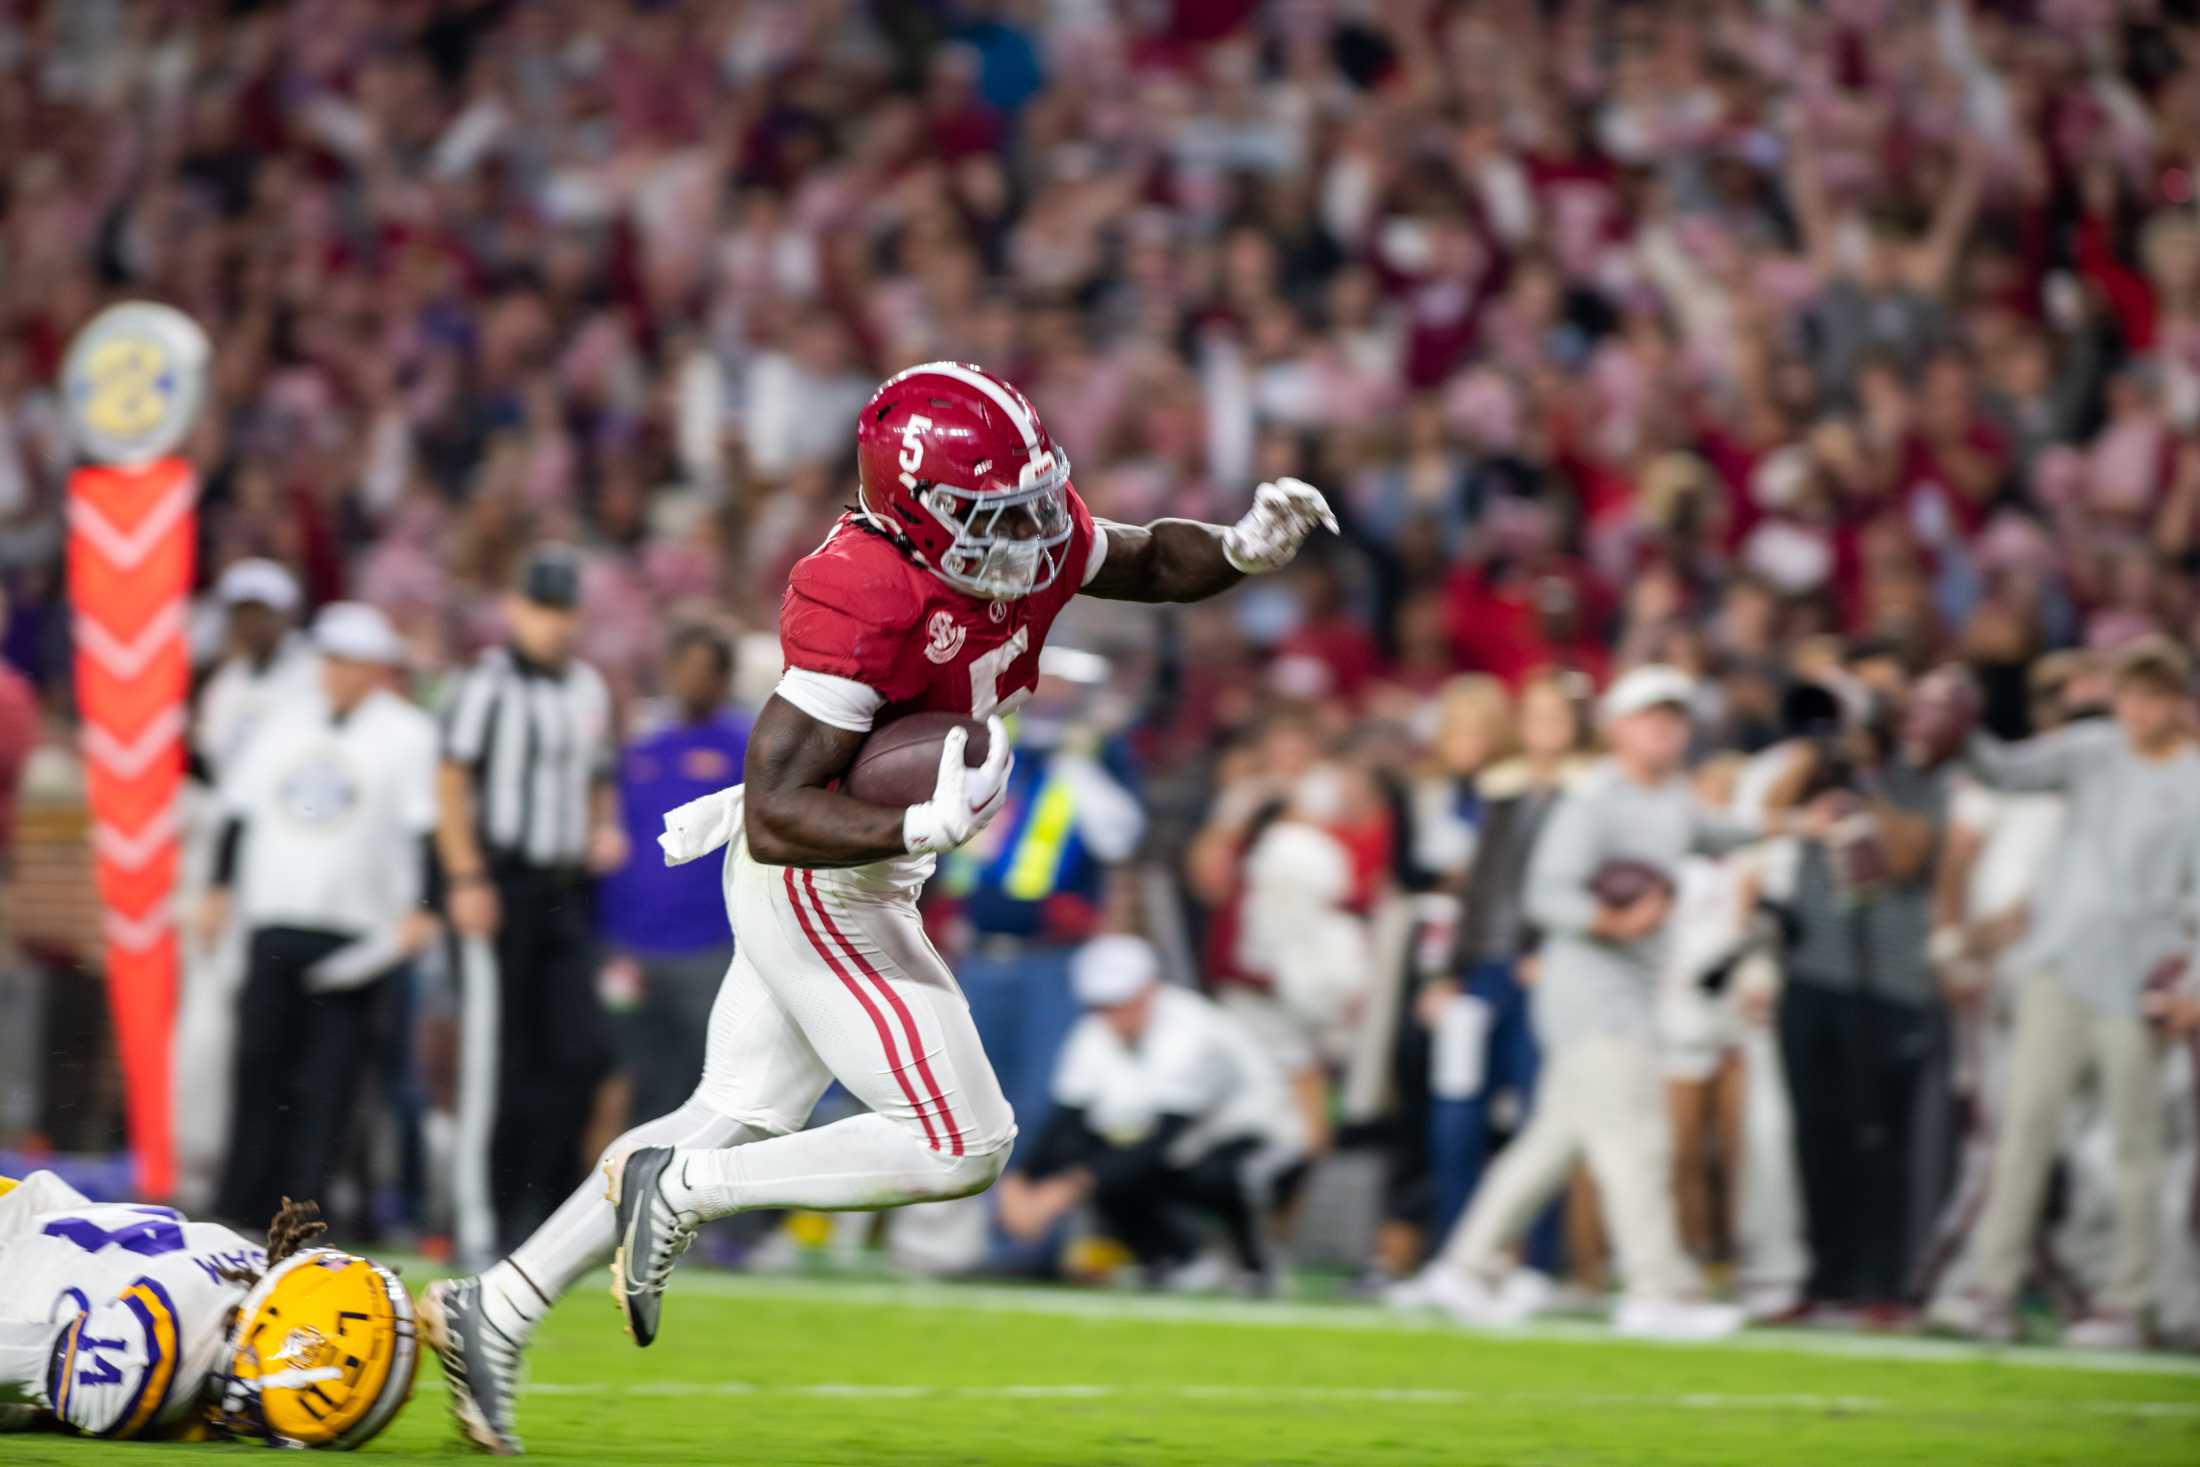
854, 361, 1074, 600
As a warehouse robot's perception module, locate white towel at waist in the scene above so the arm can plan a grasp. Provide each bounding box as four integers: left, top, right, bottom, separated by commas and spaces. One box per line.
660, 784, 745, 866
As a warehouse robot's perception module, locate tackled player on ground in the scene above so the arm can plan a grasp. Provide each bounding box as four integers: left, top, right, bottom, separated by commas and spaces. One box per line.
0, 1170, 416, 1448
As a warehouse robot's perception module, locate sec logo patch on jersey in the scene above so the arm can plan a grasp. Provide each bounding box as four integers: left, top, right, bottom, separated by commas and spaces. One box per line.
923, 611, 967, 665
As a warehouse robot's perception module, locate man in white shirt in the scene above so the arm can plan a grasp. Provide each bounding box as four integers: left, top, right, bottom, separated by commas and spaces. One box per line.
1397, 667, 1770, 1341
193, 559, 319, 780
1918, 657, 2074, 1310
196, 603, 439, 1227
1929, 639, 2200, 1348
175, 559, 322, 1205
994, 935, 1308, 1289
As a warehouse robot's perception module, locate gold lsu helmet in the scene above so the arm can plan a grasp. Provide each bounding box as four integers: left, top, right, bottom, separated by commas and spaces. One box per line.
211, 1249, 418, 1449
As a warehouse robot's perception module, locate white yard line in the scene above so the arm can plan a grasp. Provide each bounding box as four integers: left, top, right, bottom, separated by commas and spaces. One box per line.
517, 1379, 2200, 1420
654, 1272, 2200, 1380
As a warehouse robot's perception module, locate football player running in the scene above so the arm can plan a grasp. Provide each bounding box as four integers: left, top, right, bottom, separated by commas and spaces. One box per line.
0, 1170, 416, 1448
424, 361, 1335, 1453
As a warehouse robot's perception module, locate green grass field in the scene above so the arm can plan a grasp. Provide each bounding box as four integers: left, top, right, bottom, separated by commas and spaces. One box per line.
12, 1274, 2199, 1465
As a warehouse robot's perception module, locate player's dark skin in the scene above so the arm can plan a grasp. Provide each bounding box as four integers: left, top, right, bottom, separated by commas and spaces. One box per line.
743, 519, 1244, 868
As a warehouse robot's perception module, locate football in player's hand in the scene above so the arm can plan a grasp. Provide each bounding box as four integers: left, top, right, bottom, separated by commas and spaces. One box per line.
844, 712, 993, 807
1588, 859, 1674, 909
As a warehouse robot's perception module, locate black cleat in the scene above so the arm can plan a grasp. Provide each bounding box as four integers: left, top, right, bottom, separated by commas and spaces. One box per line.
610, 1146, 696, 1349
419, 1277, 523, 1455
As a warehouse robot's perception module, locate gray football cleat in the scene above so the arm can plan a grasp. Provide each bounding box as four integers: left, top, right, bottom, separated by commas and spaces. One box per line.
419, 1277, 523, 1455
610, 1146, 698, 1349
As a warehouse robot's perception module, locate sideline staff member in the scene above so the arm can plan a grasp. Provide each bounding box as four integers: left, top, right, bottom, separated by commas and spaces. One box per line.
438, 545, 625, 1263
200, 602, 438, 1225
995, 935, 1308, 1288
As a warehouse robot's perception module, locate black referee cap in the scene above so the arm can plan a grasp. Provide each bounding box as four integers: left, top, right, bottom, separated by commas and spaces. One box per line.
517, 544, 582, 609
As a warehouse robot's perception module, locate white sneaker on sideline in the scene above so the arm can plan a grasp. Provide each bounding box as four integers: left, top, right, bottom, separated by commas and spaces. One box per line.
1381, 1270, 1438, 1312
1157, 1253, 1229, 1294
1414, 1268, 1501, 1325
1924, 1291, 2016, 1344
1544, 1279, 1606, 1316
2063, 1314, 2143, 1351
1612, 1296, 1746, 1342
1389, 1265, 1557, 1329
1487, 1268, 1556, 1326
1738, 1281, 1803, 1323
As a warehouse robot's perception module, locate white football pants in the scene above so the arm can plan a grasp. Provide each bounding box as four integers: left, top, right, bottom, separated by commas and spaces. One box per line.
502, 845, 1013, 1312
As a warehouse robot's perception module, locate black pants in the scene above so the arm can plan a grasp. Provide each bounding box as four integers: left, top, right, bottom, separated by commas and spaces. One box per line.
1778, 981, 1948, 1304
216, 926, 387, 1226
484, 866, 610, 1251
620, 946, 732, 1125
1088, 1138, 1307, 1276
1381, 969, 1435, 1232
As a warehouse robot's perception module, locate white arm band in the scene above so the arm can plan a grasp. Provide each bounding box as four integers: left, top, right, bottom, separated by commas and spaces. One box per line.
1081, 524, 1111, 586
774, 668, 886, 733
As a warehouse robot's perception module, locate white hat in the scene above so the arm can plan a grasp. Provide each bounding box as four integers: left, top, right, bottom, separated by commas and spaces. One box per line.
217, 558, 301, 614
1599, 664, 1697, 722
312, 602, 404, 665
1071, 935, 1160, 1008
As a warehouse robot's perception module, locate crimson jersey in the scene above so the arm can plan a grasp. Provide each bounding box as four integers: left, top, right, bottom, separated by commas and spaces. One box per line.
780, 489, 1103, 724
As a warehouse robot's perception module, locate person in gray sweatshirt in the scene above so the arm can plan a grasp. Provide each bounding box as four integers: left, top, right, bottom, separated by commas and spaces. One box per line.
1930, 637, 2200, 1349
1398, 665, 1787, 1341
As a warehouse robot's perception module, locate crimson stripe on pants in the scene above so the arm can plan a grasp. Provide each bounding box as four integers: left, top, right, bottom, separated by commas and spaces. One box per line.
781, 867, 944, 1151
802, 869, 966, 1157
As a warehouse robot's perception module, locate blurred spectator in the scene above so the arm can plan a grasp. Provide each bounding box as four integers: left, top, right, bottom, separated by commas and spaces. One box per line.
1655, 753, 1767, 1269
1931, 639, 2200, 1349
995, 935, 1307, 1291
1374, 673, 1514, 1272
193, 560, 316, 781
0, 589, 34, 1147
598, 623, 748, 1127
1396, 667, 1760, 1340
1919, 653, 2085, 1307
0, 599, 32, 873
1767, 651, 1958, 1318
1416, 671, 1593, 1255
173, 558, 316, 1211
198, 604, 436, 1227
1228, 751, 1385, 1158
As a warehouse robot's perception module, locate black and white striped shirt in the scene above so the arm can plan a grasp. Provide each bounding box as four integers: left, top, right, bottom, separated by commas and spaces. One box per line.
441, 646, 613, 870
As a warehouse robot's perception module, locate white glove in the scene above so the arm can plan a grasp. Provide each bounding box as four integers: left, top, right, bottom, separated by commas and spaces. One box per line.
1222, 476, 1340, 574
902, 717, 1013, 855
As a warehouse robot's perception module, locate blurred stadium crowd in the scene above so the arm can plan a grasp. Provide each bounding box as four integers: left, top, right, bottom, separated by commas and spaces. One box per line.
3, 0, 2200, 1348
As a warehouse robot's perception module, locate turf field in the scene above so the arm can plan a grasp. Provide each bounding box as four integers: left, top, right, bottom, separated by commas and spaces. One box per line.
12, 1273, 2199, 1465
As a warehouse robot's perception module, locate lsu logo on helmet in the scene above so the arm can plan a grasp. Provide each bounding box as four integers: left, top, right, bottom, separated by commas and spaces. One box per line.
213, 1249, 417, 1449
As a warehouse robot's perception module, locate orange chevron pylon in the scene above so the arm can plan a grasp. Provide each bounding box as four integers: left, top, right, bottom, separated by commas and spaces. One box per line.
67, 457, 195, 1199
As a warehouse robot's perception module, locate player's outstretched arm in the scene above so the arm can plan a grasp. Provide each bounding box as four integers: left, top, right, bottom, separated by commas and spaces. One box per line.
1083, 476, 1338, 604
1081, 519, 1239, 603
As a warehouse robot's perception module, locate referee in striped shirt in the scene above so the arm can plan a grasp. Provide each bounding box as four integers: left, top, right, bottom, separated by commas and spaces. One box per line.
437, 545, 628, 1264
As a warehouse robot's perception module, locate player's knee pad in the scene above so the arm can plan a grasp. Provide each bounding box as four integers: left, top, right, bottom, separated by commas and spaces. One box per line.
925, 1137, 1011, 1201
